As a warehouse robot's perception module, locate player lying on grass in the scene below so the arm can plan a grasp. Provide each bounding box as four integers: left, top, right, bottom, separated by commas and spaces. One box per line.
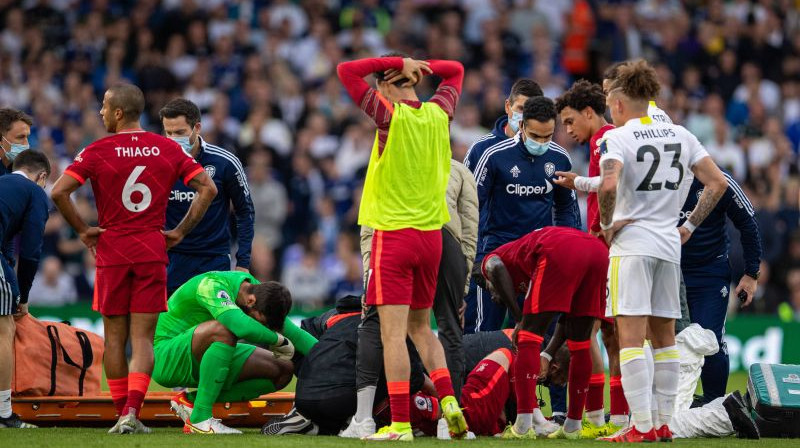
262, 295, 430, 436
539, 323, 760, 440
481, 226, 609, 439
152, 271, 317, 434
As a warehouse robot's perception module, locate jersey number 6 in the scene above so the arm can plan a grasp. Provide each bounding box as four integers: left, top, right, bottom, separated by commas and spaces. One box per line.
636, 143, 684, 192
122, 165, 152, 212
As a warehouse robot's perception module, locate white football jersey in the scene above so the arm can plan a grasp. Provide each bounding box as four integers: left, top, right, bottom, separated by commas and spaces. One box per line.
648, 101, 672, 124
599, 117, 709, 263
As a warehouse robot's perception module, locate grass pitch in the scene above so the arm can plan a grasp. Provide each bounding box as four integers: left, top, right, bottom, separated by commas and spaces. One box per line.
3, 372, 781, 447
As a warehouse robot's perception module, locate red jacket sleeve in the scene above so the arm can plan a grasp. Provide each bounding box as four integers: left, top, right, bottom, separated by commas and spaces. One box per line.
428, 60, 464, 120
336, 57, 404, 106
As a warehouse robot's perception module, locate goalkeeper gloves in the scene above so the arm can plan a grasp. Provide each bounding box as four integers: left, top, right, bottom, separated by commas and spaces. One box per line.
270, 334, 295, 360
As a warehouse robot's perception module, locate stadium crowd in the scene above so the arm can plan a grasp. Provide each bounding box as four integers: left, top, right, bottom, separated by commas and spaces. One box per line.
5, 0, 800, 318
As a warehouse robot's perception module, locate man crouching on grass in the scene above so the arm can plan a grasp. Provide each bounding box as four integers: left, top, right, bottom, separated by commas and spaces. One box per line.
152, 271, 317, 434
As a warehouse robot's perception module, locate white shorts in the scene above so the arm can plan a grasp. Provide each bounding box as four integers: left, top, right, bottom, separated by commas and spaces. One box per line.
606, 255, 681, 318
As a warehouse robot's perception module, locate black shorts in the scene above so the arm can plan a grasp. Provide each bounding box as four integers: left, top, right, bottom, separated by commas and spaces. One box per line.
295, 390, 356, 435
0, 257, 20, 316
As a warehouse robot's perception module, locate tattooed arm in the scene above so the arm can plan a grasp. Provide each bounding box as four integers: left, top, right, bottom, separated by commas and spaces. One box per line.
598, 159, 621, 227
681, 156, 727, 244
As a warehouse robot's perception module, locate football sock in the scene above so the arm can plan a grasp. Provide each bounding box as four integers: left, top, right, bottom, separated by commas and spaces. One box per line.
587, 373, 606, 417
620, 347, 653, 433
125, 372, 151, 418
430, 368, 455, 400
215, 379, 275, 402
609, 375, 628, 423
388, 381, 410, 424
190, 342, 233, 424
354, 385, 377, 422
107, 377, 128, 417
653, 345, 680, 428
566, 339, 592, 422
644, 341, 658, 424
513, 330, 543, 433
0, 389, 11, 418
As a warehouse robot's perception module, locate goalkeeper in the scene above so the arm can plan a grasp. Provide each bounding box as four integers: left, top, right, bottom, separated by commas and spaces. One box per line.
152, 271, 317, 434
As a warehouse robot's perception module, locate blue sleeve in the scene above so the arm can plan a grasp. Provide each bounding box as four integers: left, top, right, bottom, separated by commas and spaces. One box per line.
724, 178, 762, 275
552, 160, 581, 229
475, 154, 494, 211
225, 161, 255, 269
464, 143, 480, 173
18, 190, 48, 302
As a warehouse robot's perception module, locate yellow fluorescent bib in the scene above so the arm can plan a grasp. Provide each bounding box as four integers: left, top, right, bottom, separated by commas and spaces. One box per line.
359, 101, 451, 231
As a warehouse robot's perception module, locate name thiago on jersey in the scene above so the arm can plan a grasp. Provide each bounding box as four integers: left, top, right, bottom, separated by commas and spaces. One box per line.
115, 146, 162, 157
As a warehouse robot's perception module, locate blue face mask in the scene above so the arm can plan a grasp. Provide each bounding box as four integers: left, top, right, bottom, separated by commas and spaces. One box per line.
3, 137, 28, 162
170, 132, 195, 154
509, 111, 523, 133
524, 138, 550, 156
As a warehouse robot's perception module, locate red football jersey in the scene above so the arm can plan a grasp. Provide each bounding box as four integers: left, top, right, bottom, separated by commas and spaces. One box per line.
587, 124, 615, 233
482, 226, 599, 293
64, 130, 203, 267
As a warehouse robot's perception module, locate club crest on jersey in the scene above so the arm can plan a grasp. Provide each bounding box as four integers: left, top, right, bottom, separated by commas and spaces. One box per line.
599, 141, 608, 155
697, 189, 704, 201
720, 286, 728, 297
510, 165, 521, 178
217, 290, 234, 306
205, 165, 216, 179
544, 162, 555, 177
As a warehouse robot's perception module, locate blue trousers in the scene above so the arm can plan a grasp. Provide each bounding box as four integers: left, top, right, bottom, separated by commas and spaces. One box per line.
167, 252, 232, 296
464, 279, 525, 333
682, 256, 732, 401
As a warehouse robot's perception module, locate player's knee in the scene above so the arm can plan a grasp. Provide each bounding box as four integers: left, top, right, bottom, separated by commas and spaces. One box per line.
274, 359, 294, 389
201, 321, 237, 346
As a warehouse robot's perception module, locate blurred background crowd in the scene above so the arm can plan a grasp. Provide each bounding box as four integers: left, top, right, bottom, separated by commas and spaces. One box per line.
7, 0, 800, 318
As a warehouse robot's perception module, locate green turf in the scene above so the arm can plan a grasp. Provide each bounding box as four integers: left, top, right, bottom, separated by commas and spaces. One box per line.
0, 429, 785, 448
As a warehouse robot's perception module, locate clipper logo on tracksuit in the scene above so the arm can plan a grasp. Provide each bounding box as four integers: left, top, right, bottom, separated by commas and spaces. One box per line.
170, 190, 196, 202
507, 180, 554, 196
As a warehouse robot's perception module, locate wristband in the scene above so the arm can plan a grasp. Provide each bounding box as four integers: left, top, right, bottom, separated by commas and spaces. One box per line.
682, 221, 697, 233
540, 352, 553, 362
600, 221, 613, 231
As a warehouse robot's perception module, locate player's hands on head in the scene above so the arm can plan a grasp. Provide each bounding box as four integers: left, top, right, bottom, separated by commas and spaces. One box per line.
387, 58, 432, 87
162, 228, 185, 250
553, 171, 578, 190
735, 275, 757, 308
13, 303, 28, 320
79, 226, 105, 255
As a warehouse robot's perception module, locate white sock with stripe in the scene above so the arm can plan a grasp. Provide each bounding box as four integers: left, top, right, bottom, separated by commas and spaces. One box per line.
643, 341, 658, 425
619, 347, 653, 433
0, 389, 11, 418
652, 345, 680, 428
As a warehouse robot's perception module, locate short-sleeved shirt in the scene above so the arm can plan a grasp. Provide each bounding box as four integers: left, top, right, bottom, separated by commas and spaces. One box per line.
599, 118, 709, 263
64, 130, 203, 266
154, 270, 255, 344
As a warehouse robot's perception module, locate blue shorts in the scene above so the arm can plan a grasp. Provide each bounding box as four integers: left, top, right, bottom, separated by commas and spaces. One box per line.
167, 252, 231, 295
0, 256, 20, 315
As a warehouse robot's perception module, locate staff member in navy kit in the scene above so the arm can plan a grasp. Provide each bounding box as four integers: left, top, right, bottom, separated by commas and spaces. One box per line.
679, 173, 762, 404
160, 99, 255, 295
0, 150, 50, 429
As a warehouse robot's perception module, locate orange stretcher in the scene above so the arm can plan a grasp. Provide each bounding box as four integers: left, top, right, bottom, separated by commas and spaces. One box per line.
11, 392, 295, 427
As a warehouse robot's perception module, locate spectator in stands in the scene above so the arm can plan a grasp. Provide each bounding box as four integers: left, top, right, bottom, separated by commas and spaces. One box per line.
28, 256, 77, 307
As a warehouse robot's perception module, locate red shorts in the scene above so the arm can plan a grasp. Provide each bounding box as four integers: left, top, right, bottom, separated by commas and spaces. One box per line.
365, 229, 442, 309
93, 262, 168, 316
523, 240, 608, 319
461, 356, 511, 436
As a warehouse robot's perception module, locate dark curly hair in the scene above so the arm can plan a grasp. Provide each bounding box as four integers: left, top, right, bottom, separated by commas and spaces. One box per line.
555, 80, 606, 115
609, 59, 660, 101
250, 281, 292, 331
522, 96, 557, 123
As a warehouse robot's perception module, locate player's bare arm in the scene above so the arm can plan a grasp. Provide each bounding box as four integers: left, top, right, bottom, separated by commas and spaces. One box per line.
51, 174, 105, 254
598, 159, 621, 243
682, 157, 727, 244
163, 171, 217, 249
483, 256, 522, 322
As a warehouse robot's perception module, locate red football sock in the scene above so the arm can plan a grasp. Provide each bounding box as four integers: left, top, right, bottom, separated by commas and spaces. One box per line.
609, 375, 629, 416
430, 368, 455, 399
388, 381, 410, 424
107, 376, 128, 416
514, 330, 543, 414
566, 339, 592, 421
124, 372, 151, 418
587, 373, 606, 413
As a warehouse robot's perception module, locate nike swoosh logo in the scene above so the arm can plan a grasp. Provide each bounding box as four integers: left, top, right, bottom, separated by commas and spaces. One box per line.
188, 423, 214, 434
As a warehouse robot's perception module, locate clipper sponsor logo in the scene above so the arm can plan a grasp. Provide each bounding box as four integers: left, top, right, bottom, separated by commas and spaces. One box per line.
506, 180, 553, 196
170, 190, 196, 202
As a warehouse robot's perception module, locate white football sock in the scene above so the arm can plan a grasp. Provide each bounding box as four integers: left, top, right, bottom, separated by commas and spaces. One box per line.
620, 347, 653, 433
653, 346, 680, 428
0, 389, 11, 418
514, 413, 533, 433
353, 386, 376, 422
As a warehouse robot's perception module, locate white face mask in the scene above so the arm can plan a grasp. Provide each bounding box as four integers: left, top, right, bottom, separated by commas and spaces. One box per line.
169, 130, 196, 154
3, 136, 29, 161
509, 111, 523, 133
